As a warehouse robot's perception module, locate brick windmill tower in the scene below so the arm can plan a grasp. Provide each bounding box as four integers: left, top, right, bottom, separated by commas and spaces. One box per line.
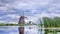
18, 10, 25, 24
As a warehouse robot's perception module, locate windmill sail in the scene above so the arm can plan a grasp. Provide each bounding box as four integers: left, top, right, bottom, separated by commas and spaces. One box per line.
18, 10, 25, 24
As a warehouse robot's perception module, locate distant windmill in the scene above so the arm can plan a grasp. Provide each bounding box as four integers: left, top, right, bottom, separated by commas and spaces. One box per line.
18, 10, 26, 24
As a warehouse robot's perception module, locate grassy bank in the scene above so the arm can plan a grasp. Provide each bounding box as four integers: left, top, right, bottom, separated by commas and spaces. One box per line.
0, 24, 33, 26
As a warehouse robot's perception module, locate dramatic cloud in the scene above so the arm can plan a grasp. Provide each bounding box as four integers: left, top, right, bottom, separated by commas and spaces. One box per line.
0, 0, 60, 24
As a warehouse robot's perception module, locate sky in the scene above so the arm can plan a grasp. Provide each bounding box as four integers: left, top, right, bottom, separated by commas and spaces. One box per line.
0, 0, 60, 24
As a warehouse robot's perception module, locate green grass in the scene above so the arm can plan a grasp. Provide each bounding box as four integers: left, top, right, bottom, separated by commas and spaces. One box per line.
0, 24, 33, 26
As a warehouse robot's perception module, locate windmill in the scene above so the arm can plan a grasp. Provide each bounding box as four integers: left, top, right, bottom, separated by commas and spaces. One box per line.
18, 10, 27, 24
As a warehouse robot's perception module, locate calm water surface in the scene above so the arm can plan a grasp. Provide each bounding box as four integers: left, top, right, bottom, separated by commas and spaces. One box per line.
0, 25, 60, 34
0, 25, 44, 34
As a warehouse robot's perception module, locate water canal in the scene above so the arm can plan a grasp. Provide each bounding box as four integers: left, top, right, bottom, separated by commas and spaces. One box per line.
0, 25, 60, 34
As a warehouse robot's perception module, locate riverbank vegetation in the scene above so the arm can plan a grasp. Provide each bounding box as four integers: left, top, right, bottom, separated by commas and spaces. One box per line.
43, 17, 60, 27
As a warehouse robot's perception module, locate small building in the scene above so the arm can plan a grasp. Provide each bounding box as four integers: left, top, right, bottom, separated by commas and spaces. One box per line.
29, 21, 32, 24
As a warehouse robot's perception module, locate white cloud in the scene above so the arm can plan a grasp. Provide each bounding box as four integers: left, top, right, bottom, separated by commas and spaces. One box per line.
0, 0, 60, 23
0, 20, 5, 23
12, 0, 51, 10
0, 0, 52, 10
8, 22, 18, 24
7, 14, 20, 19
0, 7, 9, 11
25, 16, 38, 22
47, 7, 60, 13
